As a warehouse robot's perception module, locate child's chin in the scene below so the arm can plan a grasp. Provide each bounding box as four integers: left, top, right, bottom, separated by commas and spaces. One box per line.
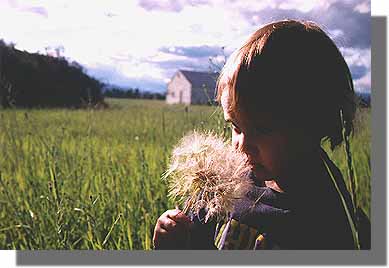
251, 166, 269, 185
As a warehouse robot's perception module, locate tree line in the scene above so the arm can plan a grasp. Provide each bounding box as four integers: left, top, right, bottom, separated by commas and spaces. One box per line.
103, 88, 165, 100
0, 40, 106, 108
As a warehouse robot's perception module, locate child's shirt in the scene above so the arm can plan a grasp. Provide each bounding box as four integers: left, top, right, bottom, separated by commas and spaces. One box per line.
187, 148, 369, 250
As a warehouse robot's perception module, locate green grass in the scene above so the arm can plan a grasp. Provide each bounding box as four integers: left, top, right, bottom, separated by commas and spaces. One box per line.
323, 107, 371, 216
0, 99, 370, 249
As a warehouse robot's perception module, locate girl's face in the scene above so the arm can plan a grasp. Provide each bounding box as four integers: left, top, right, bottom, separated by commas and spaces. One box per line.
221, 90, 316, 187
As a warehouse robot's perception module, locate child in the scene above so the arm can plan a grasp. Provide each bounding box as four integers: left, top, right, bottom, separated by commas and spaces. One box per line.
153, 20, 370, 250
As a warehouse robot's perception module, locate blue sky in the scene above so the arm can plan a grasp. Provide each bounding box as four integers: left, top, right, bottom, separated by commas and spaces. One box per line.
0, 0, 370, 93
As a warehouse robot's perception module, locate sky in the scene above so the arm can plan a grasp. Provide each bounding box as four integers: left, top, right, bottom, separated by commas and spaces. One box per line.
0, 0, 371, 93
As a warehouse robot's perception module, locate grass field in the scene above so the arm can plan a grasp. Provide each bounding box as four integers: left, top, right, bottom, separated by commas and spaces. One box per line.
0, 98, 371, 249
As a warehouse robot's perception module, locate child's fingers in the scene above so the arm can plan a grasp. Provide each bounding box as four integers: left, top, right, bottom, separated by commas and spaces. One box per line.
161, 209, 180, 219
153, 224, 168, 236
153, 209, 192, 249
158, 217, 178, 232
153, 221, 188, 250
156, 211, 186, 230
169, 209, 192, 226
152, 225, 168, 249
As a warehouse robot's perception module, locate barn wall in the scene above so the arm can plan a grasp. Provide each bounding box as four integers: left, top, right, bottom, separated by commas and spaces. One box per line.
166, 72, 191, 104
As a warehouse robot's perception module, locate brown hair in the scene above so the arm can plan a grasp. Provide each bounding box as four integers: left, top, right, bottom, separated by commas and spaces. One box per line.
216, 20, 356, 149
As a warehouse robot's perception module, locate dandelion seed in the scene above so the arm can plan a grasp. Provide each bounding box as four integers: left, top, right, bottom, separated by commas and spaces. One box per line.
162, 131, 253, 223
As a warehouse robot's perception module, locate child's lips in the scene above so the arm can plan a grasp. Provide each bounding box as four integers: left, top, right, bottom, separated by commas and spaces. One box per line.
249, 162, 265, 173
247, 161, 263, 169
248, 162, 268, 181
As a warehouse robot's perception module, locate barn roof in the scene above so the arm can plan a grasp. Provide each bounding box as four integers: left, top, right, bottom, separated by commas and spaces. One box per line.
179, 70, 219, 90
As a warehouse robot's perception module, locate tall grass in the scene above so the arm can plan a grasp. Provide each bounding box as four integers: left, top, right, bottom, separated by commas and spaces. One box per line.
0, 99, 370, 249
323, 107, 371, 217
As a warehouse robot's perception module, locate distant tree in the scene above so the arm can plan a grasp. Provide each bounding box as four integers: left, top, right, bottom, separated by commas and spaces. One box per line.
0, 40, 105, 108
209, 46, 227, 74
134, 88, 140, 99
103, 86, 165, 100
356, 92, 371, 107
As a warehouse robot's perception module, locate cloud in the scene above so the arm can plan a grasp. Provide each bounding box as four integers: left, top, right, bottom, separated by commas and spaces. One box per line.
147, 53, 212, 79
313, 1, 370, 49
340, 47, 371, 68
159, 45, 224, 58
0, 0, 370, 93
0, 1, 48, 17
86, 63, 166, 92
151, 45, 227, 79
241, 1, 370, 49
138, 0, 209, 12
353, 0, 370, 13
152, 57, 204, 70
349, 65, 368, 80
338, 47, 370, 92
138, 0, 184, 12
354, 70, 370, 92
21, 6, 48, 18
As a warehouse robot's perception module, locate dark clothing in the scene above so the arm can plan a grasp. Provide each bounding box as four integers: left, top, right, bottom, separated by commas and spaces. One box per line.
187, 149, 370, 250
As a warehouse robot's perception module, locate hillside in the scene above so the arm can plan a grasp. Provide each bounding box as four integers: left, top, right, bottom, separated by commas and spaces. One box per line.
0, 40, 104, 108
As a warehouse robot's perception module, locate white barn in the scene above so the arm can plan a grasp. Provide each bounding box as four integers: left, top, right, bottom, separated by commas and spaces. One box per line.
166, 70, 219, 105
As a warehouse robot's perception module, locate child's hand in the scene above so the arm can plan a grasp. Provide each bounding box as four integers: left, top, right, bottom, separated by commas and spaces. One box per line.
153, 209, 193, 249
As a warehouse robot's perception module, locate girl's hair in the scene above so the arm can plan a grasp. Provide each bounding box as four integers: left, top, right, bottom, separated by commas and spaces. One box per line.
216, 20, 356, 150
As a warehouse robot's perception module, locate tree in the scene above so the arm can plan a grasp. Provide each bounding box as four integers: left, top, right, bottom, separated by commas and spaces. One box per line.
0, 40, 105, 108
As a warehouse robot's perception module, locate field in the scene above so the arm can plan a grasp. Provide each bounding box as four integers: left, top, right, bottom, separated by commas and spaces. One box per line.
0, 98, 371, 249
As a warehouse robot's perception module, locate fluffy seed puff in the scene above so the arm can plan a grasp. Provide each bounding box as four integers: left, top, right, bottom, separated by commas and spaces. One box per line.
162, 131, 253, 223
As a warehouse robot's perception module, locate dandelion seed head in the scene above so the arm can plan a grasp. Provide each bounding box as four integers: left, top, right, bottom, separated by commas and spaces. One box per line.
163, 131, 253, 223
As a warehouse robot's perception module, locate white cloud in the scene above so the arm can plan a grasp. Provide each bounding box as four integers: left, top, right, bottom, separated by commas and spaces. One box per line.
0, 0, 371, 91
338, 47, 371, 92
354, 1, 370, 13
328, 29, 344, 39
354, 70, 371, 92
278, 0, 334, 12
340, 47, 371, 68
